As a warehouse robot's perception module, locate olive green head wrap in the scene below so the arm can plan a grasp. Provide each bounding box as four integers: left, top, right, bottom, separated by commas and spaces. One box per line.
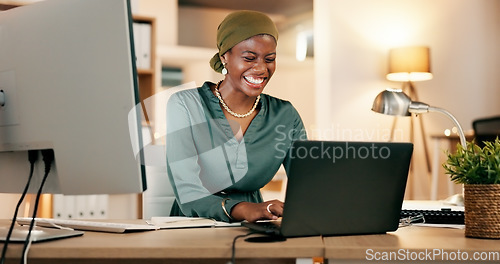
209, 10, 279, 73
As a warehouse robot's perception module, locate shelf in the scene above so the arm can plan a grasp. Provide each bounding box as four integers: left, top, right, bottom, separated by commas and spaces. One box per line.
137, 68, 155, 75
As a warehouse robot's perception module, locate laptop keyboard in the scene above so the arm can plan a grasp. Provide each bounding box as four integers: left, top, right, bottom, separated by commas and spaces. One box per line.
400, 209, 464, 225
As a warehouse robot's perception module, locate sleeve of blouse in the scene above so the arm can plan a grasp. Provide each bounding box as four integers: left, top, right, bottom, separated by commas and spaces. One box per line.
282, 105, 308, 174
165, 92, 233, 222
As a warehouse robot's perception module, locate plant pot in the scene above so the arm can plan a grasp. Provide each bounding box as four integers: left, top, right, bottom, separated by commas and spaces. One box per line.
464, 184, 500, 239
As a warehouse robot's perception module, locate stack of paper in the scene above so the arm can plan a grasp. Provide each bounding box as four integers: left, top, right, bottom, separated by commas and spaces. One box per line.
149, 217, 241, 229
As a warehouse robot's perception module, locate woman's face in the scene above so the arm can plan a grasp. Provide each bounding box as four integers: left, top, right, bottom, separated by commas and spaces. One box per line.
221, 34, 277, 97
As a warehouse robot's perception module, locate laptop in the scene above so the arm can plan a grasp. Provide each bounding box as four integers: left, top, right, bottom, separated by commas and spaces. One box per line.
243, 140, 413, 238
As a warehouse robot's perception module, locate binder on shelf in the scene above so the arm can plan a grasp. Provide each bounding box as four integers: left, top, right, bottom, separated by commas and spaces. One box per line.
132, 22, 151, 70
132, 22, 142, 69
52, 194, 108, 219
52, 194, 76, 219
141, 23, 151, 69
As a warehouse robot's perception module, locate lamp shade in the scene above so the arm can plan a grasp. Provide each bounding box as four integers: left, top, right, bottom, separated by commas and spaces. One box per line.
371, 88, 412, 116
386, 46, 433, 82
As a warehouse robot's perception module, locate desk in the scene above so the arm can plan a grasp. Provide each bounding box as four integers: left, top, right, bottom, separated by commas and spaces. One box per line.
1, 220, 323, 264
324, 226, 500, 263
3, 220, 500, 264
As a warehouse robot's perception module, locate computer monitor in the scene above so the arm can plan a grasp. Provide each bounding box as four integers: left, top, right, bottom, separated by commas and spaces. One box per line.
0, 0, 146, 195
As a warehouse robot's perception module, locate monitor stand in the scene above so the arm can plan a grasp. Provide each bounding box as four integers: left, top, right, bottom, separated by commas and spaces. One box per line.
0, 225, 84, 243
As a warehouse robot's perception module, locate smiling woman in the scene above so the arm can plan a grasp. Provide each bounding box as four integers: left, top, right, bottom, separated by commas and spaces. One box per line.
165, 10, 307, 223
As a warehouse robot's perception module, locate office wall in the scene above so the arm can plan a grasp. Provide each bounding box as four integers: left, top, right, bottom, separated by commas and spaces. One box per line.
314, 0, 500, 199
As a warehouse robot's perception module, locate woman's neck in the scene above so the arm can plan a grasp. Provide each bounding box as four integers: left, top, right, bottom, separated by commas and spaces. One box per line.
214, 81, 259, 113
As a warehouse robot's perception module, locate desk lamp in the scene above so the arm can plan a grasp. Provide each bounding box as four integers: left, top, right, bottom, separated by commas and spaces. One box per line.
372, 88, 466, 205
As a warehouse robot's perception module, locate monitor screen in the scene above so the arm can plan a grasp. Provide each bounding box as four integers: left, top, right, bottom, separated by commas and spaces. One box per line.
0, 0, 146, 194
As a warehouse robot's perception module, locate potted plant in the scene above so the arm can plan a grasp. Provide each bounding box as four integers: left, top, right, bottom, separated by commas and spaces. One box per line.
443, 137, 500, 239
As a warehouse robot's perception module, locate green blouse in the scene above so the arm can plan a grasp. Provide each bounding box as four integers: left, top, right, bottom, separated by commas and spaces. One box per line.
166, 81, 307, 222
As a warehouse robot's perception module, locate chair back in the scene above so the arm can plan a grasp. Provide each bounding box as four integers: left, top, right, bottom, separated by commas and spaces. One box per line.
142, 166, 176, 219
472, 116, 500, 147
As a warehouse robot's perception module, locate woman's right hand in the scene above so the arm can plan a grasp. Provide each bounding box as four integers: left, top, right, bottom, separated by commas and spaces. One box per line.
230, 200, 284, 222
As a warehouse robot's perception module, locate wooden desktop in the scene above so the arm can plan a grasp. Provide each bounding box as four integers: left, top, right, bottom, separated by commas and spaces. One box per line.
324, 226, 500, 263
0, 219, 323, 264
2, 219, 500, 264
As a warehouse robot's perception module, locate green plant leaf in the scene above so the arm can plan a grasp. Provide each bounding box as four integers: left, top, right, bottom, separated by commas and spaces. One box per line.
443, 138, 500, 184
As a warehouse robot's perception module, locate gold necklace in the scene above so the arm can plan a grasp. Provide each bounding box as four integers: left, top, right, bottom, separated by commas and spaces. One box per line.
214, 80, 260, 118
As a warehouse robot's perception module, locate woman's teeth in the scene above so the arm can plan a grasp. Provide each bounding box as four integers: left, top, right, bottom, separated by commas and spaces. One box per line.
245, 76, 264, 84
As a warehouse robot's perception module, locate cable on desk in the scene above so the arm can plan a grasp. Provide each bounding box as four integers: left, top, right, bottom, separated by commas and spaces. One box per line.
228, 231, 258, 264
21, 149, 55, 264
0, 150, 38, 264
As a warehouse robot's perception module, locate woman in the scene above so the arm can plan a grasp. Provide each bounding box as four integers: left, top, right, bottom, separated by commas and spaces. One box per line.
166, 10, 307, 222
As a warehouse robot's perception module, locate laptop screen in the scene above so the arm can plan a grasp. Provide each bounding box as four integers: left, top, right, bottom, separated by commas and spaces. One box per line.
278, 140, 413, 237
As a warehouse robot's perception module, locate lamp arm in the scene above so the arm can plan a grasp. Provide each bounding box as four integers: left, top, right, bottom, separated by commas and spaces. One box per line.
428, 106, 467, 147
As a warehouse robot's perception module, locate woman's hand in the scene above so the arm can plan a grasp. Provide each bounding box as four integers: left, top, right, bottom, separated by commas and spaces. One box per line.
230, 200, 284, 222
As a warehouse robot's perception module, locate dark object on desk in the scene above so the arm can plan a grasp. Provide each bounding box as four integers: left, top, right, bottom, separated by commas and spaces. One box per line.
244, 140, 413, 238
400, 209, 464, 225
472, 115, 500, 148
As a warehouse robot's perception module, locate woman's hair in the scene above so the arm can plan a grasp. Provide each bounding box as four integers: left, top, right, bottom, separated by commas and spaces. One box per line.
209, 10, 279, 73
